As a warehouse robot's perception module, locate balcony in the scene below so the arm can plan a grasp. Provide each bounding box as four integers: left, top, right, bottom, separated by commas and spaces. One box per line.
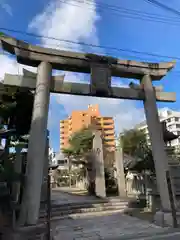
104, 136, 114, 141
104, 138, 114, 142
102, 117, 114, 123
104, 129, 114, 135
103, 126, 113, 131
103, 139, 115, 145
103, 122, 113, 127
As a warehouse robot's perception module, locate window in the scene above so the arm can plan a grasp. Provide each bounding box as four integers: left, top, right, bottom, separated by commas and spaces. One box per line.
176, 124, 180, 128
175, 117, 180, 122
58, 160, 67, 165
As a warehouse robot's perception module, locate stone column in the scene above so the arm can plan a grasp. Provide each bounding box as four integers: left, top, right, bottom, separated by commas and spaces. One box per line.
142, 74, 173, 212
41, 137, 49, 203
20, 62, 52, 225
93, 131, 106, 198
12, 146, 22, 203
115, 148, 126, 198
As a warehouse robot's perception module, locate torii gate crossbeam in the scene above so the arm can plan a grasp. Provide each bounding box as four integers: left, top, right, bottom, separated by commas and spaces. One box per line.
0, 33, 177, 226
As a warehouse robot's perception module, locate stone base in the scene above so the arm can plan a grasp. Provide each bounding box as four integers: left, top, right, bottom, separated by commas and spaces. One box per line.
154, 211, 180, 227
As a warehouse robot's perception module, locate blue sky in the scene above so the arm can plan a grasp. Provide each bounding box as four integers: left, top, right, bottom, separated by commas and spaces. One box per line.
1, 0, 180, 152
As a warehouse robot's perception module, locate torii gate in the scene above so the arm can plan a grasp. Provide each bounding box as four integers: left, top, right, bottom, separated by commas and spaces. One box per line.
0, 34, 177, 225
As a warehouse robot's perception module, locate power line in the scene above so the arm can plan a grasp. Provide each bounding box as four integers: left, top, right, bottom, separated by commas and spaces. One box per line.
1, 27, 180, 62
58, 0, 180, 26
1, 2, 180, 58
2, 28, 180, 75
86, 0, 180, 20
145, 0, 180, 17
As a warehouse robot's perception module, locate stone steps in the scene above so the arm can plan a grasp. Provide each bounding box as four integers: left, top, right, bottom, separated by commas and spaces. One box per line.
39, 198, 129, 219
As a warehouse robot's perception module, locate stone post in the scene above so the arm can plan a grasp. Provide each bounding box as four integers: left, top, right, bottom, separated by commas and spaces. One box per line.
93, 131, 106, 198
41, 136, 49, 203
12, 145, 22, 203
115, 148, 127, 198
142, 75, 174, 213
19, 62, 52, 225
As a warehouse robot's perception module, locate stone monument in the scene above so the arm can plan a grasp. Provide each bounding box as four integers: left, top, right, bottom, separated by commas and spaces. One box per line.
93, 131, 106, 198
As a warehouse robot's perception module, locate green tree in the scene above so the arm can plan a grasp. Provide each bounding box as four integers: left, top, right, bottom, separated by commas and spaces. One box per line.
120, 129, 147, 156
62, 127, 94, 163
119, 128, 155, 173
69, 128, 93, 155
62, 127, 95, 193
0, 86, 33, 226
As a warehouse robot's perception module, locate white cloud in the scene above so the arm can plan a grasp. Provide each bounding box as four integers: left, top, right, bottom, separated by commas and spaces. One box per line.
0, 0, 144, 150
0, 0, 12, 16
27, 0, 145, 136
28, 0, 100, 51
0, 53, 36, 81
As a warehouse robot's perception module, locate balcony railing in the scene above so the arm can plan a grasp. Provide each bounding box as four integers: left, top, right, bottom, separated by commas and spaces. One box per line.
104, 130, 114, 135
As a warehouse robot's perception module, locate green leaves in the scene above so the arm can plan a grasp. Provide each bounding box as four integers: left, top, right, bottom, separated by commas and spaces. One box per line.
68, 128, 93, 155
0, 86, 33, 135
120, 129, 147, 156
120, 128, 155, 173
62, 128, 94, 164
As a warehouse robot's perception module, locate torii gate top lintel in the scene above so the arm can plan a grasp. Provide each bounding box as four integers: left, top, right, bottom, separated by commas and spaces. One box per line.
0, 33, 175, 80
0, 34, 177, 219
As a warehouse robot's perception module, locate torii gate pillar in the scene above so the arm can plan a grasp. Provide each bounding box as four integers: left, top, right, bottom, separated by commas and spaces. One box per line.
142, 75, 176, 223
19, 62, 52, 225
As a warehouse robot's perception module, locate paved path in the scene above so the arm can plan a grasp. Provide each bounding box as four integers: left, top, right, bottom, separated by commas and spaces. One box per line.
51, 188, 180, 239
52, 211, 180, 240
51, 187, 97, 205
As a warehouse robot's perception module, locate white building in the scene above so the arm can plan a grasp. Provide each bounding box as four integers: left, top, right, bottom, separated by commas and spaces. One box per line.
48, 147, 56, 165
136, 108, 180, 147
54, 152, 68, 169
54, 152, 83, 170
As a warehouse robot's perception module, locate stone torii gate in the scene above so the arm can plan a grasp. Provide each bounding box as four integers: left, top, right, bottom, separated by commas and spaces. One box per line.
0, 34, 177, 225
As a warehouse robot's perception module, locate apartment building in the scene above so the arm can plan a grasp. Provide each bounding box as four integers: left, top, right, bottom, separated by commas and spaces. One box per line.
60, 104, 115, 151
136, 108, 180, 147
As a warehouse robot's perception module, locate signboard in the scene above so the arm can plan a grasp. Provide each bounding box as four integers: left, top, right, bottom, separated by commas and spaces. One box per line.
90, 63, 112, 97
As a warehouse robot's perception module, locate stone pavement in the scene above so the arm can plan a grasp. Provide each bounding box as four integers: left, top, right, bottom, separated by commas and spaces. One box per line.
51, 211, 180, 240
50, 188, 180, 239
51, 187, 97, 204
